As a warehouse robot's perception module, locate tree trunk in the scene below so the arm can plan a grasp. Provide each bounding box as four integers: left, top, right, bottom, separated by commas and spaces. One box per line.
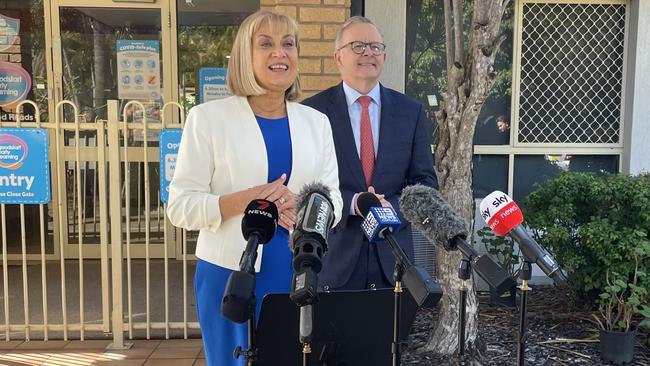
425, 0, 510, 355
92, 19, 106, 119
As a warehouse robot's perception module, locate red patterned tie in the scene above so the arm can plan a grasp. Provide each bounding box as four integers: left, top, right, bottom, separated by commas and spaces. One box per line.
358, 96, 374, 187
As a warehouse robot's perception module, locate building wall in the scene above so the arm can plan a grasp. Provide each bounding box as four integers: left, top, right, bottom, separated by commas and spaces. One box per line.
623, 0, 650, 175
365, 0, 406, 92
261, 0, 350, 99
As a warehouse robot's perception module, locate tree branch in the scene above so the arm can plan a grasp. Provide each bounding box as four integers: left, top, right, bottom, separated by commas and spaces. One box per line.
443, 0, 453, 79
452, 0, 464, 64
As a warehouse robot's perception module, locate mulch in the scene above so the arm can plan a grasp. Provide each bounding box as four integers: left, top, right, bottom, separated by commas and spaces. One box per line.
402, 286, 650, 365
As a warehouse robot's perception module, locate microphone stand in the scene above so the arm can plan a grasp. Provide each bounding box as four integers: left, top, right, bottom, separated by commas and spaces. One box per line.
457, 259, 471, 359
384, 234, 407, 366
516, 261, 532, 366
234, 307, 258, 366
233, 233, 262, 366
300, 305, 313, 366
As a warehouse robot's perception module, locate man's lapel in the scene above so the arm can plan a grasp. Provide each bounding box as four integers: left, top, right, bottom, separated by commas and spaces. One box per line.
373, 84, 397, 186
329, 83, 366, 189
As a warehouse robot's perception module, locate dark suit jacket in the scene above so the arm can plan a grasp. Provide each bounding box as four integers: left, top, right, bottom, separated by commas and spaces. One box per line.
302, 83, 438, 288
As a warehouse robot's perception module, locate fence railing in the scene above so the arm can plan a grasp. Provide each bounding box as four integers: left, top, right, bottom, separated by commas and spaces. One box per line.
0, 99, 200, 346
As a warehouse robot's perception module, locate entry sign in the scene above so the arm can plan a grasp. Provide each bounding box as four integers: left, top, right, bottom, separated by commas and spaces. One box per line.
0, 128, 50, 204
159, 129, 182, 203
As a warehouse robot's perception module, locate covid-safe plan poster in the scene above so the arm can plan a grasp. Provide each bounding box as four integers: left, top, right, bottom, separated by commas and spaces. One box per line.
116, 40, 161, 100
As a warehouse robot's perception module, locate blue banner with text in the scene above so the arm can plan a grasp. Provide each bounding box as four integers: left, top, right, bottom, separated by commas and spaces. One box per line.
0, 128, 50, 204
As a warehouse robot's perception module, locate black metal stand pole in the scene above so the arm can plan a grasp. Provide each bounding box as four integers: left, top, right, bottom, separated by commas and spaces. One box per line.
517, 262, 532, 366
392, 262, 405, 366
457, 259, 471, 359
233, 300, 258, 366
300, 304, 313, 366
303, 345, 309, 366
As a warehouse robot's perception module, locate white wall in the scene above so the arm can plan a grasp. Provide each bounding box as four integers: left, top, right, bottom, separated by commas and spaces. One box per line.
364, 0, 406, 92
623, 0, 650, 175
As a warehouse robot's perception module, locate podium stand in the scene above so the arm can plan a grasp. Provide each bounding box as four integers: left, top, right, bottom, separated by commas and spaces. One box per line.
256, 289, 419, 366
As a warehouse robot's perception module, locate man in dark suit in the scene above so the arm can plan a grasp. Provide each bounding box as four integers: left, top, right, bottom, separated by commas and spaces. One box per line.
303, 16, 438, 291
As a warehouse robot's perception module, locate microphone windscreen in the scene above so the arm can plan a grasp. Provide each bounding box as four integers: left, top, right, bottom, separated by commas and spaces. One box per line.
221, 270, 256, 323
479, 191, 524, 236
399, 184, 468, 250
357, 192, 382, 217
296, 182, 332, 213
241, 199, 278, 244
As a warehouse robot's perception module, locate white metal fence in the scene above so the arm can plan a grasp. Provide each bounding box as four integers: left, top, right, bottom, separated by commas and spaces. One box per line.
0, 99, 200, 346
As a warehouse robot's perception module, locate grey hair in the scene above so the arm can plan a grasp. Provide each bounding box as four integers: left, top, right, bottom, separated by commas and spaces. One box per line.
334, 16, 383, 49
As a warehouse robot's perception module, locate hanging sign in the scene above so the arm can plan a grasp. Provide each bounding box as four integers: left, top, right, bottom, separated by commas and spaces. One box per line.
159, 129, 182, 203
0, 62, 31, 107
199, 67, 230, 104
0, 128, 50, 204
116, 40, 161, 100
0, 14, 19, 52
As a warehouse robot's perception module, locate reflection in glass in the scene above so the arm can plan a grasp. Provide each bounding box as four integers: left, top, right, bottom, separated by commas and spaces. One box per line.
0, 0, 48, 122
404, 0, 514, 146
121, 161, 164, 245
65, 160, 103, 245
0, 1, 53, 254
474, 113, 511, 145
59, 7, 162, 122
513, 154, 619, 201
472, 155, 508, 199
177, 0, 258, 111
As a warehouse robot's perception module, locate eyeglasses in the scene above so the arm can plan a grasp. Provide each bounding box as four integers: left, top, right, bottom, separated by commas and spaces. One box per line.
338, 41, 386, 55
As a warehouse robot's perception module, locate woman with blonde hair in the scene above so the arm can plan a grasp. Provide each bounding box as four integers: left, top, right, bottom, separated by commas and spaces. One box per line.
167, 10, 343, 366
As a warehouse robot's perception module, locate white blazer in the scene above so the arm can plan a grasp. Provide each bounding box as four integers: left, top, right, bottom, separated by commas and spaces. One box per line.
167, 96, 343, 271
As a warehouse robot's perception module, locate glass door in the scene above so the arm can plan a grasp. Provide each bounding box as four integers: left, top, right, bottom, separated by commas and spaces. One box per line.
50, 0, 173, 258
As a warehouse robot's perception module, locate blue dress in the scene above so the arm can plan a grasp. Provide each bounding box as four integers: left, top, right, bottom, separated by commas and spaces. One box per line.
194, 115, 293, 366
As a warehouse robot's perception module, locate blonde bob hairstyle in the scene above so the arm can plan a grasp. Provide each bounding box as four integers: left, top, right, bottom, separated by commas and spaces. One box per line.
227, 10, 301, 101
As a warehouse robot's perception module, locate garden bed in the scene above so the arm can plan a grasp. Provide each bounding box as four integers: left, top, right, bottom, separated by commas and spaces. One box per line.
403, 286, 650, 365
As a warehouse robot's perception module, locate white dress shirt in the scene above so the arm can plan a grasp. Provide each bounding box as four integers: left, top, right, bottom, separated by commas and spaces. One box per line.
342, 82, 382, 215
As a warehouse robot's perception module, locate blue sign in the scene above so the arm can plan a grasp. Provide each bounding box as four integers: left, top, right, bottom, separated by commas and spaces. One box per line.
0, 128, 50, 204
116, 40, 161, 100
159, 129, 182, 203
199, 67, 230, 104
0, 14, 20, 52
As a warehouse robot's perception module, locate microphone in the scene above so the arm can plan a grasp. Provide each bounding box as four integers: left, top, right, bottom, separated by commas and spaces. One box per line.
479, 191, 568, 287
358, 193, 443, 308
290, 182, 335, 306
290, 182, 335, 344
399, 185, 516, 294
221, 199, 278, 323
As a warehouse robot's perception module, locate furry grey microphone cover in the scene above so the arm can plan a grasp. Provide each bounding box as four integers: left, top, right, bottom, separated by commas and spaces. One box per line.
295, 181, 332, 213
290, 181, 333, 249
399, 184, 468, 251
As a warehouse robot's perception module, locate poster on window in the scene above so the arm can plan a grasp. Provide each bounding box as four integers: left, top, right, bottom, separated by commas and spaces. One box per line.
116, 40, 161, 100
159, 129, 182, 203
199, 67, 230, 104
0, 61, 31, 107
0, 128, 50, 204
0, 14, 19, 52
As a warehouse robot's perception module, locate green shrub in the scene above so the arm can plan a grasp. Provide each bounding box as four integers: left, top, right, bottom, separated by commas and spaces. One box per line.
476, 226, 520, 277
523, 172, 650, 309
